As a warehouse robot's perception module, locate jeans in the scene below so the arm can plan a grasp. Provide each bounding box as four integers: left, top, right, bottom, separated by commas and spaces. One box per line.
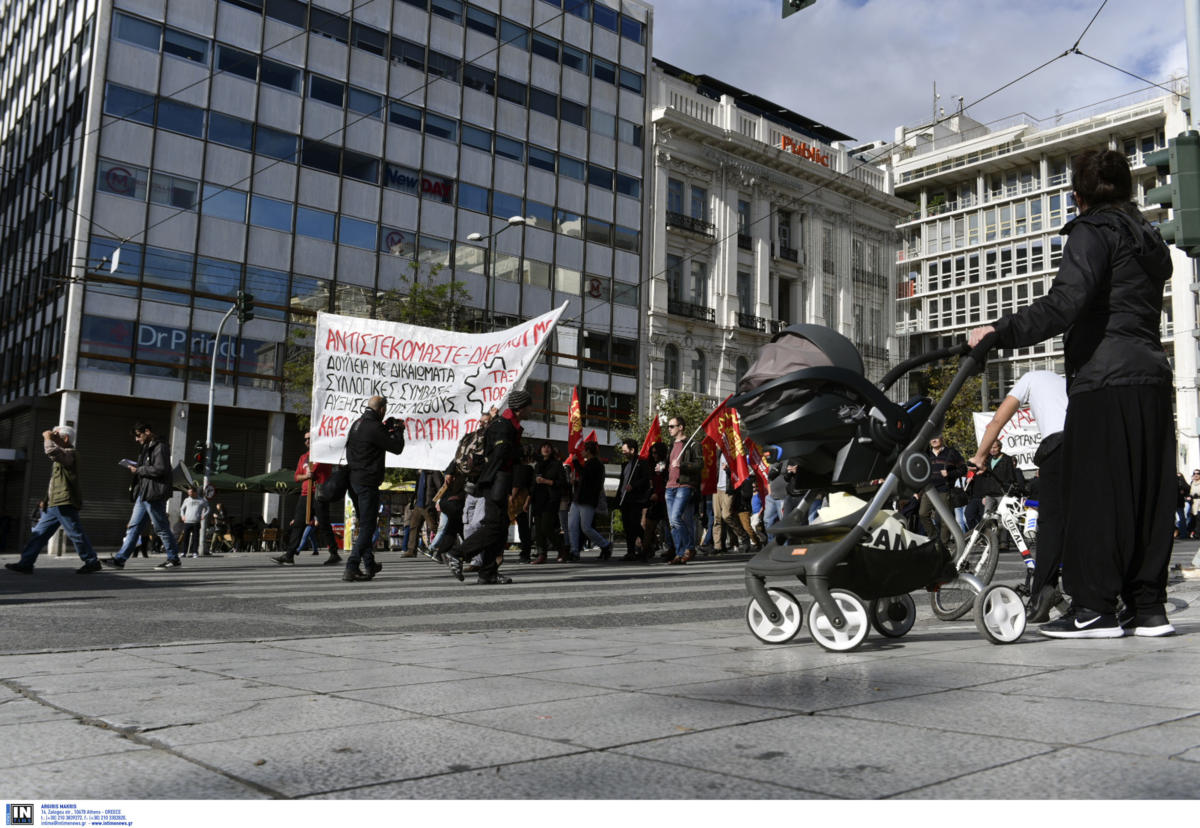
665, 486, 695, 556
764, 496, 785, 530
568, 502, 607, 554
19, 505, 97, 566
116, 498, 179, 562
348, 485, 380, 570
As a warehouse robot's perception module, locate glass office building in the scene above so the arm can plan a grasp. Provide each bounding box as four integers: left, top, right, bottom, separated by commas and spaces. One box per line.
0, 0, 651, 541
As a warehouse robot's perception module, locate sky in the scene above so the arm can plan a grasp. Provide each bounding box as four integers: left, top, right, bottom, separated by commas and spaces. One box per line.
645, 0, 1189, 145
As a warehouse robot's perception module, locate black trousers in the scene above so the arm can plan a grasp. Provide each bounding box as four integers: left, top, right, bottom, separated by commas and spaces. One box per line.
516, 510, 531, 558
1030, 443, 1064, 594
620, 502, 645, 553
347, 484, 380, 570
457, 494, 507, 579
285, 494, 336, 555
533, 507, 559, 554
435, 498, 464, 553
179, 522, 201, 557
1061, 385, 1175, 614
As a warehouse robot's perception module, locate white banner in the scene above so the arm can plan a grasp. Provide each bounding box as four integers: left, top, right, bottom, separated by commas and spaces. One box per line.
310, 304, 566, 469
973, 408, 1042, 470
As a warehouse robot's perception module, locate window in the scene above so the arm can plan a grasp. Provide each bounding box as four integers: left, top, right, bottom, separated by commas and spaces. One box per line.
735, 356, 750, 386
457, 182, 489, 213
260, 58, 300, 92
499, 78, 528, 106
296, 206, 335, 241
309, 75, 345, 107
391, 37, 424, 69
427, 51, 461, 82
156, 99, 204, 137
347, 87, 382, 118
216, 45, 258, 80
142, 246, 193, 293
162, 28, 208, 63
97, 159, 148, 200
560, 99, 586, 127
591, 110, 616, 138
666, 254, 683, 301
250, 195, 293, 231
691, 350, 707, 394
667, 179, 683, 213
209, 112, 253, 150
529, 87, 556, 117
588, 165, 613, 190
256, 125, 297, 160
353, 23, 387, 56
495, 135, 523, 162
566, 0, 589, 19
614, 225, 639, 252
389, 102, 421, 130
529, 146, 555, 172
690, 260, 708, 304
531, 33, 558, 61
593, 57, 616, 85
615, 174, 639, 198
612, 281, 637, 306
463, 65, 496, 94
492, 191, 524, 220
523, 259, 551, 287
149, 172, 198, 209
558, 155, 585, 181
619, 68, 643, 94
664, 344, 680, 389
103, 83, 154, 125
466, 6, 496, 35
593, 3, 619, 31
265, 0, 307, 27
430, 0, 463, 22
556, 210, 582, 237
114, 13, 160, 50
201, 184, 247, 221
525, 200, 554, 229
500, 19, 529, 49
620, 16, 644, 43
339, 216, 376, 249
309, 7, 349, 43
585, 218, 612, 245
244, 265, 288, 320
424, 113, 456, 141
300, 140, 341, 175
618, 118, 642, 147
195, 255, 242, 301
462, 125, 491, 152
690, 186, 707, 221
555, 266, 581, 294
561, 44, 588, 73
342, 150, 379, 183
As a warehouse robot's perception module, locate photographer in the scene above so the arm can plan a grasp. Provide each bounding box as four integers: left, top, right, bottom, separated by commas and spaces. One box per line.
343, 395, 405, 582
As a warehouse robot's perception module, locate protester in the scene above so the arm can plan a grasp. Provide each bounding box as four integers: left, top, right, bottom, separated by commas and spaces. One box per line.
568, 439, 611, 561
179, 486, 210, 559
617, 438, 650, 561
342, 396, 405, 582
531, 442, 564, 565
665, 416, 702, 565
103, 421, 183, 571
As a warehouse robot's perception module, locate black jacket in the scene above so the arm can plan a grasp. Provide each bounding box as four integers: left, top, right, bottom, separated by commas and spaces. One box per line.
346, 408, 405, 490
619, 457, 650, 506
970, 453, 1022, 498
924, 444, 966, 493
532, 456, 563, 512
993, 202, 1172, 394
572, 456, 605, 507
475, 411, 522, 497
132, 437, 173, 502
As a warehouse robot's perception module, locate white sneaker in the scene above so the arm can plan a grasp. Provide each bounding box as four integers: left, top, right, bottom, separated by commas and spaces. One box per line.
1180, 566, 1200, 581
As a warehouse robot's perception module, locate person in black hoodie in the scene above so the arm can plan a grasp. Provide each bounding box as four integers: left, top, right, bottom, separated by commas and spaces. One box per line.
617, 438, 650, 560
530, 442, 563, 564
969, 148, 1175, 639
343, 395, 405, 582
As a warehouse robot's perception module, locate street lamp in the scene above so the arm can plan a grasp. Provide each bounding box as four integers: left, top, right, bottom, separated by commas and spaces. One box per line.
467, 215, 527, 325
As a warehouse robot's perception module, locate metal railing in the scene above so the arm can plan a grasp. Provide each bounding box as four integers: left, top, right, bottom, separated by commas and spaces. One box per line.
737, 233, 752, 250
777, 245, 799, 263
736, 312, 766, 332
666, 211, 716, 237
668, 299, 716, 323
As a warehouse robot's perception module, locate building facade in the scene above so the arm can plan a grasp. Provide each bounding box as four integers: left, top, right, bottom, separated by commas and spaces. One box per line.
0, 0, 652, 544
888, 87, 1200, 470
643, 60, 911, 418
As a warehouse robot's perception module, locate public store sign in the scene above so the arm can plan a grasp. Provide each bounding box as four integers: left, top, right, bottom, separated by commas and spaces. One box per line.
310, 304, 566, 469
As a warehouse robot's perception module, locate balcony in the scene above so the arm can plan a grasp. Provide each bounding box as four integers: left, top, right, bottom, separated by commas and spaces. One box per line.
668, 299, 715, 323
736, 312, 766, 332
768, 319, 788, 334
666, 211, 716, 237
737, 233, 753, 250
776, 245, 800, 263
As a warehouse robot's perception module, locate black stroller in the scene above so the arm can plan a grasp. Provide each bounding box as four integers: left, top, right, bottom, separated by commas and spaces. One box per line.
730, 325, 1027, 652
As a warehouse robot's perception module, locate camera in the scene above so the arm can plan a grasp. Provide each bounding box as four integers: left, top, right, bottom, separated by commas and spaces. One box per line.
384, 416, 403, 432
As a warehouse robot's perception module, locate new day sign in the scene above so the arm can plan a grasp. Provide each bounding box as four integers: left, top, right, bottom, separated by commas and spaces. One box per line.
310, 303, 566, 469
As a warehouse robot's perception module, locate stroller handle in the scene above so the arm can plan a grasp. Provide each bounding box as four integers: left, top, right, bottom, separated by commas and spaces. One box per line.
904, 335, 994, 454
877, 343, 969, 392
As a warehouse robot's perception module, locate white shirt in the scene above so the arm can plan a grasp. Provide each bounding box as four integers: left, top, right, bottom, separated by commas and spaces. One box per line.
180, 496, 210, 524
1008, 371, 1067, 436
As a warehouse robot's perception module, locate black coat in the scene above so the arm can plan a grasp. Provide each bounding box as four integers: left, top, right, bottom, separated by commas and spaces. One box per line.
970, 453, 1022, 497
619, 457, 650, 506
132, 437, 173, 503
572, 456, 605, 507
925, 444, 967, 493
475, 412, 522, 496
532, 457, 563, 512
346, 408, 405, 490
994, 202, 1172, 394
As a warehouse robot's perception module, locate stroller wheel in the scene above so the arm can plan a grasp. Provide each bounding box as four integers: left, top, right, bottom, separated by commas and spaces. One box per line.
973, 584, 1027, 644
745, 588, 804, 644
808, 590, 869, 652
869, 594, 916, 638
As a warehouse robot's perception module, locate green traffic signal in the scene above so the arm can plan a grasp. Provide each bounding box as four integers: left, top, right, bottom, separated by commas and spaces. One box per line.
1145, 131, 1200, 255
236, 291, 255, 323
212, 442, 230, 473
782, 0, 817, 18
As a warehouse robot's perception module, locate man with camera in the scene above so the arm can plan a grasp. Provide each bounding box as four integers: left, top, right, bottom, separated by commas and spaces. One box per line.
343, 395, 405, 582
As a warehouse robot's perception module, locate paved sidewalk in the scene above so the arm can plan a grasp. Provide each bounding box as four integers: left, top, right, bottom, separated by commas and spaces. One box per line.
2, 575, 1198, 800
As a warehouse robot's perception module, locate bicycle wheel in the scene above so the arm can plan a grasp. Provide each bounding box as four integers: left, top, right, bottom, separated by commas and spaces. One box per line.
929, 523, 999, 621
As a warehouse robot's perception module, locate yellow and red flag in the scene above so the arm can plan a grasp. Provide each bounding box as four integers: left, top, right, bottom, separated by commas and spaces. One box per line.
638, 416, 662, 460
700, 395, 752, 488
700, 435, 720, 496
567, 386, 582, 459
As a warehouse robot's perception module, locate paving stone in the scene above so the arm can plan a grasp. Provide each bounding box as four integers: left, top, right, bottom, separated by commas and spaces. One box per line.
643, 670, 937, 713
522, 658, 752, 691
0, 719, 145, 768
978, 664, 1200, 710
340, 674, 617, 716
0, 694, 74, 726
1084, 718, 1200, 758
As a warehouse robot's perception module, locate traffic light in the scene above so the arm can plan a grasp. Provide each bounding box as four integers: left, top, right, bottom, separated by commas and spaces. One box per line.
1146, 131, 1200, 256
192, 441, 207, 476
211, 442, 230, 474
782, 0, 816, 17
235, 290, 255, 323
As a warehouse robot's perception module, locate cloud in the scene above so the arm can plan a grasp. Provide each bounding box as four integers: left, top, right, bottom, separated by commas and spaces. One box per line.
648, 0, 1186, 143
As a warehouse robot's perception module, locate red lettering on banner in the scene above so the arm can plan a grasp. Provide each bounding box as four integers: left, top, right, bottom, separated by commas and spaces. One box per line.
404, 416, 461, 442
316, 414, 350, 437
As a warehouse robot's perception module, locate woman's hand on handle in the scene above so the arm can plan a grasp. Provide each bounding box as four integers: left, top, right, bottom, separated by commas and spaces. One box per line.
967, 325, 996, 348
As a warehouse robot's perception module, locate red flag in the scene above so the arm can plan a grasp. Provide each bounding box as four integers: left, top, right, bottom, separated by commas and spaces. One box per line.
638, 417, 662, 460
567, 386, 582, 459
700, 436, 720, 496
700, 396, 751, 487
745, 439, 771, 494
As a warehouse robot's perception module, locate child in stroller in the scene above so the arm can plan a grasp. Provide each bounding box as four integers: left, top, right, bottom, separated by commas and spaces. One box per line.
730, 324, 1028, 652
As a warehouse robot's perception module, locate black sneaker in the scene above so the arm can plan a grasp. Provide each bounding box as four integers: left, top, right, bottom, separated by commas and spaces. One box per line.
1039, 607, 1123, 639
1131, 613, 1175, 637
476, 573, 513, 585
101, 556, 125, 569
362, 561, 382, 580
447, 555, 464, 582
322, 553, 342, 566
4, 562, 33, 575
153, 559, 181, 570
76, 560, 102, 574
342, 568, 365, 582
1116, 604, 1136, 630
271, 554, 294, 565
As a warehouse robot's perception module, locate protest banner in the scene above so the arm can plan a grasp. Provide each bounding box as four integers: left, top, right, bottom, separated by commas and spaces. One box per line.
310, 303, 566, 469
972, 407, 1042, 470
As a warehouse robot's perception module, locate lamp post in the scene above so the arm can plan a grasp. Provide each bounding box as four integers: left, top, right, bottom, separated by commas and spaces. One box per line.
467, 215, 527, 326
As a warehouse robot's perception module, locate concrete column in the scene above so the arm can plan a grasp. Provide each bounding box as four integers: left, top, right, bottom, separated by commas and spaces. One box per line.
57, 390, 80, 430
263, 412, 286, 524
752, 188, 771, 320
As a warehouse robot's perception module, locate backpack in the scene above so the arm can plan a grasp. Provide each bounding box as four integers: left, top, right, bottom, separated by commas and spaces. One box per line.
453, 426, 488, 480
